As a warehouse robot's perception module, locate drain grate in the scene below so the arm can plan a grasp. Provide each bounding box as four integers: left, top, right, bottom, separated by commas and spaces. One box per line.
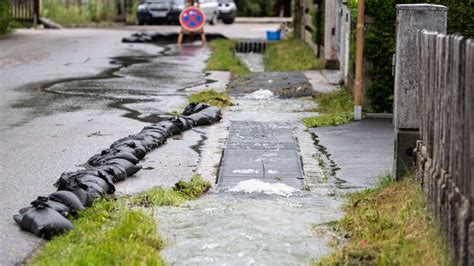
235, 40, 267, 53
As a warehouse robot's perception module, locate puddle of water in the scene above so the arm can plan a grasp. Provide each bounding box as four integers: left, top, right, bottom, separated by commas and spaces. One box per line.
10, 44, 212, 126
156, 189, 342, 265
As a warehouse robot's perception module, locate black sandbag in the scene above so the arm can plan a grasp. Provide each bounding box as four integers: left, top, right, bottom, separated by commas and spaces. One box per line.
122, 32, 227, 44
59, 170, 115, 196
55, 174, 96, 207
88, 169, 115, 191
167, 116, 193, 133
131, 134, 161, 149
154, 120, 181, 135
76, 174, 111, 195
176, 115, 195, 131
137, 129, 168, 143
186, 106, 222, 125
88, 150, 139, 166
13, 205, 74, 239
104, 158, 142, 176
182, 103, 210, 116
141, 125, 170, 138
48, 191, 85, 215
111, 138, 150, 153
92, 164, 128, 182
68, 188, 95, 207
108, 144, 147, 160
76, 180, 105, 199
31, 196, 71, 217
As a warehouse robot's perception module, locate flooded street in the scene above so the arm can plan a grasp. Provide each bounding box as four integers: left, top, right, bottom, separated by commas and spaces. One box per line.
0, 25, 392, 265
0, 31, 227, 263
156, 190, 342, 265
155, 84, 348, 264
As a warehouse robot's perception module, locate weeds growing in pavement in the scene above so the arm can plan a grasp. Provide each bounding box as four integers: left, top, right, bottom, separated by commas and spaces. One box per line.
316, 175, 451, 265
188, 89, 233, 108
302, 88, 354, 127
264, 36, 323, 71
31, 175, 210, 265
206, 39, 250, 76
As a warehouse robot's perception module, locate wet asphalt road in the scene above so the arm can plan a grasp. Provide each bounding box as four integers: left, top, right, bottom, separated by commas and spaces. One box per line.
0, 23, 394, 265
0, 23, 280, 265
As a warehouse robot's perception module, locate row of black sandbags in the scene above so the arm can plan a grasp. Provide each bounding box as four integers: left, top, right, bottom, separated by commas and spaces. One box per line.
13, 103, 221, 239
121, 32, 227, 43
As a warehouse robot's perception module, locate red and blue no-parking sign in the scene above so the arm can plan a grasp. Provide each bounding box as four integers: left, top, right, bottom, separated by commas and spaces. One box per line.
179, 6, 206, 32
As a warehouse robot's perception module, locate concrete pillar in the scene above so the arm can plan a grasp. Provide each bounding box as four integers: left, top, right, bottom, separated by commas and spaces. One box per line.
340, 3, 351, 85
393, 4, 447, 180
324, 0, 338, 69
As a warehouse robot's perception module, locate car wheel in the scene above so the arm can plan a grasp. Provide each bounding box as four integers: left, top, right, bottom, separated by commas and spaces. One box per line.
209, 13, 218, 25
222, 17, 235, 24
137, 19, 144, 25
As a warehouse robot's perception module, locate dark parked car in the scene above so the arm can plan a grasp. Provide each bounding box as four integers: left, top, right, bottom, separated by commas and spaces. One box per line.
217, 0, 237, 24
136, 0, 220, 25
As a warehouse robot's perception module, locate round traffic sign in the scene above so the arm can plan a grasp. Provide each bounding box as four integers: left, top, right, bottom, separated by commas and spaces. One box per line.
179, 6, 206, 32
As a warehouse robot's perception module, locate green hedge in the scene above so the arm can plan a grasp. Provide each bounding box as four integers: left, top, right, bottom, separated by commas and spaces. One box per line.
350, 0, 473, 113
234, 0, 276, 16
0, 0, 10, 34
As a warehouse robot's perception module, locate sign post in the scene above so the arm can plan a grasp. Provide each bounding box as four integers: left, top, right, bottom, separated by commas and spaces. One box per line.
178, 3, 206, 45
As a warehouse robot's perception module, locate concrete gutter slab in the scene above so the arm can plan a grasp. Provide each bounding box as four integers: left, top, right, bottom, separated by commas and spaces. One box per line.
218, 121, 303, 189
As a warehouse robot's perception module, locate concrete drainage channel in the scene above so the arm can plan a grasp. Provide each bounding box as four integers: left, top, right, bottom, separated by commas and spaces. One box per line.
154, 71, 348, 264
235, 40, 267, 73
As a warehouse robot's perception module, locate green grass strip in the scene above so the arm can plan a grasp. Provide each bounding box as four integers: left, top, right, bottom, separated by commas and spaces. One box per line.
206, 39, 250, 76
188, 89, 233, 108
316, 176, 451, 265
264, 37, 323, 71
31, 175, 210, 265
302, 88, 354, 127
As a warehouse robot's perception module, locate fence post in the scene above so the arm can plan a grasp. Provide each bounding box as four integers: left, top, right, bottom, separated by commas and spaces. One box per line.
466, 39, 474, 265
393, 4, 447, 180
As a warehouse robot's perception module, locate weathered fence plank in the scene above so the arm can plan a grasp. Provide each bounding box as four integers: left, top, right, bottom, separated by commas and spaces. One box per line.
414, 29, 473, 265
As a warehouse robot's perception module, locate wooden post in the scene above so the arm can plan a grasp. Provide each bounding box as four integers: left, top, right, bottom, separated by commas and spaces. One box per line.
353, 0, 364, 120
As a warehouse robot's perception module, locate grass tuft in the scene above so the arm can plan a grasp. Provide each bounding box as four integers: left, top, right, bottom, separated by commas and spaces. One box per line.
31, 199, 164, 266
316, 176, 451, 265
188, 89, 233, 108
174, 174, 211, 198
133, 174, 211, 207
302, 88, 354, 127
206, 39, 250, 76
31, 175, 211, 265
264, 36, 323, 71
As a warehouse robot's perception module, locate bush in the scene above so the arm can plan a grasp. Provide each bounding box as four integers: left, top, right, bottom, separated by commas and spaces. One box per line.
0, 0, 10, 34
234, 0, 276, 16
43, 0, 92, 27
42, 0, 120, 27
350, 0, 473, 113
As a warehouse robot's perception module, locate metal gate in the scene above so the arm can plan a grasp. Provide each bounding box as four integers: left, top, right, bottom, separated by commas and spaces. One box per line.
10, 0, 40, 24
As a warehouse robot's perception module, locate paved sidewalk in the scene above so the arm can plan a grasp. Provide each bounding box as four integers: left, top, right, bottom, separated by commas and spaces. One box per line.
310, 118, 394, 188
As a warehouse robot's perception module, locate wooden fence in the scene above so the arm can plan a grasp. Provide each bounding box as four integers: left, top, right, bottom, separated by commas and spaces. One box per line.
293, 0, 324, 58
414, 30, 473, 264
10, 0, 40, 23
